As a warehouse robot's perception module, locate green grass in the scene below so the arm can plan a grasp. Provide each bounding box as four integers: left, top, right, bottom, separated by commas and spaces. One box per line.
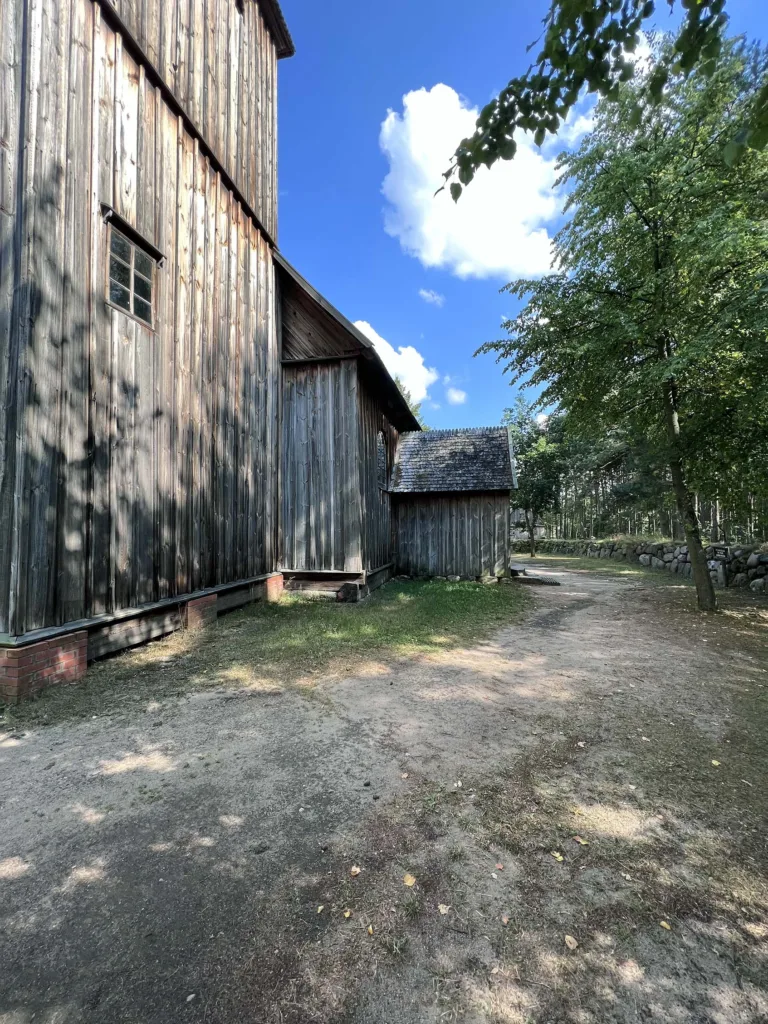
519, 552, 679, 581
2, 580, 531, 727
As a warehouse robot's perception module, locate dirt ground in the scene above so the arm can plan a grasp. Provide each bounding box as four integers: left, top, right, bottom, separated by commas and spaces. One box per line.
1, 562, 767, 1024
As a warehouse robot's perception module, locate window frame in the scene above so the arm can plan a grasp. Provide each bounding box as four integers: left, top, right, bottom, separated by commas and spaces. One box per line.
102, 207, 164, 331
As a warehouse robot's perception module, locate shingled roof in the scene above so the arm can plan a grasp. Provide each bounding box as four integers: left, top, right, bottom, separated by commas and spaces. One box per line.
390, 427, 517, 494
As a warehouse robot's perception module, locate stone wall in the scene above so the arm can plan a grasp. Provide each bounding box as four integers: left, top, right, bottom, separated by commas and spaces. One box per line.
510, 538, 768, 593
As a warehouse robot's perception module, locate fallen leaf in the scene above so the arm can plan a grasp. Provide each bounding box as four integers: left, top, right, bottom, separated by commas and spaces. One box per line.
401, 773, 409, 779
491, 872, 498, 879
317, 905, 324, 914
742, 779, 753, 787
711, 760, 721, 767
438, 904, 450, 915
660, 920, 672, 931
350, 865, 361, 877
495, 862, 504, 870
577, 741, 586, 748
641, 736, 651, 742
403, 873, 416, 887
343, 910, 352, 919
572, 836, 589, 846
564, 935, 579, 950
621, 873, 632, 881
454, 780, 462, 789
491, 966, 499, 975
367, 925, 374, 935
501, 915, 510, 926
551, 851, 564, 863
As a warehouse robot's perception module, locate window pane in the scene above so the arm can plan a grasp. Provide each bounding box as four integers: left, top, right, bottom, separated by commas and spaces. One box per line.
109, 255, 131, 289
134, 250, 153, 280
133, 272, 152, 302
109, 280, 131, 311
134, 297, 152, 325
110, 229, 131, 263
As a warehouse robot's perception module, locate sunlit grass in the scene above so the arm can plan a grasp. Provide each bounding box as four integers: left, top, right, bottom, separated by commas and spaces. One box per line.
4, 580, 531, 727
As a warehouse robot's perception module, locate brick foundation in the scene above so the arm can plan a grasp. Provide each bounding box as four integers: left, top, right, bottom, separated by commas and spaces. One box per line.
265, 573, 284, 601
0, 631, 88, 704
184, 594, 218, 629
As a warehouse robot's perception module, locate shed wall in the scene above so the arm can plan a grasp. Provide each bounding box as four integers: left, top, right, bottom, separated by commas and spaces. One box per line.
280, 361, 362, 573
392, 493, 510, 578
1, 0, 279, 636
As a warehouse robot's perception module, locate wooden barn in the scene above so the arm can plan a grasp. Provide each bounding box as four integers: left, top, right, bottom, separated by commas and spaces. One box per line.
391, 429, 517, 579
0, 0, 516, 702
276, 256, 420, 598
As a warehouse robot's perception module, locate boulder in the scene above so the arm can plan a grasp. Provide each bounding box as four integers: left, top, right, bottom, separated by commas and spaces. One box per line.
732, 573, 748, 588
447, 575, 461, 582
749, 577, 766, 593
639, 554, 651, 566
748, 566, 767, 580
747, 552, 761, 569
651, 556, 665, 569
663, 552, 675, 563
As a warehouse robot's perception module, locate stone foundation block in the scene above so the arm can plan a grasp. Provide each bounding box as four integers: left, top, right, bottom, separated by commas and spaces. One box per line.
265, 573, 284, 602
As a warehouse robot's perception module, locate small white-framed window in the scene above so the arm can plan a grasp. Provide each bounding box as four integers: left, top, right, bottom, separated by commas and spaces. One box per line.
107, 224, 157, 328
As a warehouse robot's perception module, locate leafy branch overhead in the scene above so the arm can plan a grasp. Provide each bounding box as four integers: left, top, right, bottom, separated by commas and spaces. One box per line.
445, 0, 767, 199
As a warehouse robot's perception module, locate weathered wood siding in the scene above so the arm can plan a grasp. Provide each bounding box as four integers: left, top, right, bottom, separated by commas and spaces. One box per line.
280, 361, 362, 573
102, 0, 279, 239
0, 0, 279, 636
358, 382, 398, 572
0, 0, 25, 633
281, 274, 360, 361
392, 493, 510, 578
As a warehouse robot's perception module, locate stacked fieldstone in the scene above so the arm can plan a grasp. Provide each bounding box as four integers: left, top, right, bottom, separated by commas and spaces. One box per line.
510, 538, 768, 592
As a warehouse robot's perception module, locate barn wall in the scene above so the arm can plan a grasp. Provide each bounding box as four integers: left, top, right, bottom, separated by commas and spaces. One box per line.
280, 361, 362, 573
103, 0, 279, 239
0, 0, 25, 633
392, 493, 510, 578
2, 0, 279, 636
358, 380, 398, 572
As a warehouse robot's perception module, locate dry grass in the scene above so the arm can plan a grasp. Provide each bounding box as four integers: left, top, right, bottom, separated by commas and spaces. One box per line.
2, 579, 530, 728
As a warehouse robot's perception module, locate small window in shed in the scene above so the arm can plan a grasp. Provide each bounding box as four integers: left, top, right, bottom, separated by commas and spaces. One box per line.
377, 430, 388, 490
107, 225, 156, 328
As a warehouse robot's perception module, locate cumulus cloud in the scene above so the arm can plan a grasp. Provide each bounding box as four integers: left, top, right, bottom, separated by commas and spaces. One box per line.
380, 84, 593, 280
446, 386, 467, 406
418, 288, 445, 307
354, 320, 439, 403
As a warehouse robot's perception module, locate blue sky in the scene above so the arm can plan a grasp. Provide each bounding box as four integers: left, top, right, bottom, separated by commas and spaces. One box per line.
276, 0, 767, 429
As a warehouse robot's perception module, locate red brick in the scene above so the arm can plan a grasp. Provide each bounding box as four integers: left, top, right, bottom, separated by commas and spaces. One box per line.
265, 573, 284, 602
0, 630, 87, 704
185, 594, 217, 630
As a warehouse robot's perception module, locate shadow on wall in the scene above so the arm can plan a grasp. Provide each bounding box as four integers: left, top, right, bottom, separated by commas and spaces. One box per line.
1, 164, 278, 638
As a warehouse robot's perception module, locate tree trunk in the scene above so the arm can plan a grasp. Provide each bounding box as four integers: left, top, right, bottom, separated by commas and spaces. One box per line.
661, 377, 717, 612
525, 510, 537, 557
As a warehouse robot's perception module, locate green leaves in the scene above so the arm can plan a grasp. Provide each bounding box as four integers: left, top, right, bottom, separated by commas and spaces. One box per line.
442, 1, 763, 195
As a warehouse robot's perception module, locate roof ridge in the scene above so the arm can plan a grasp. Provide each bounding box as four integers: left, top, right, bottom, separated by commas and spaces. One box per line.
400, 426, 506, 438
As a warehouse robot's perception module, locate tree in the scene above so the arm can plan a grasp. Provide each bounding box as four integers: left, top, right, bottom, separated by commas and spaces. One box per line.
443, 0, 768, 199
479, 40, 768, 611
394, 376, 430, 430
504, 399, 564, 557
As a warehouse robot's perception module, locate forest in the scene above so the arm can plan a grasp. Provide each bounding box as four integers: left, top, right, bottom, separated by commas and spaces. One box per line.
479, 35, 768, 609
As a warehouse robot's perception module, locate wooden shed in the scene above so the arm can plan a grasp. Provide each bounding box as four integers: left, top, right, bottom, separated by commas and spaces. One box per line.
390, 428, 518, 579
276, 256, 420, 598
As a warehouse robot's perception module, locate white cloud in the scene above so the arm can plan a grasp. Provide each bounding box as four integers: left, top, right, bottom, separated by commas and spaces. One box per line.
354, 320, 439, 403
446, 386, 467, 405
380, 84, 592, 280
418, 288, 445, 307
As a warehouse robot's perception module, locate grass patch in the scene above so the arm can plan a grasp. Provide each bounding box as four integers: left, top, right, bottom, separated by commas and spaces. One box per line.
2, 580, 530, 727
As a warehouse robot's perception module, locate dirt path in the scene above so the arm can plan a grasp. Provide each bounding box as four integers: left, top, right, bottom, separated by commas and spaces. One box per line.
2, 564, 767, 1024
